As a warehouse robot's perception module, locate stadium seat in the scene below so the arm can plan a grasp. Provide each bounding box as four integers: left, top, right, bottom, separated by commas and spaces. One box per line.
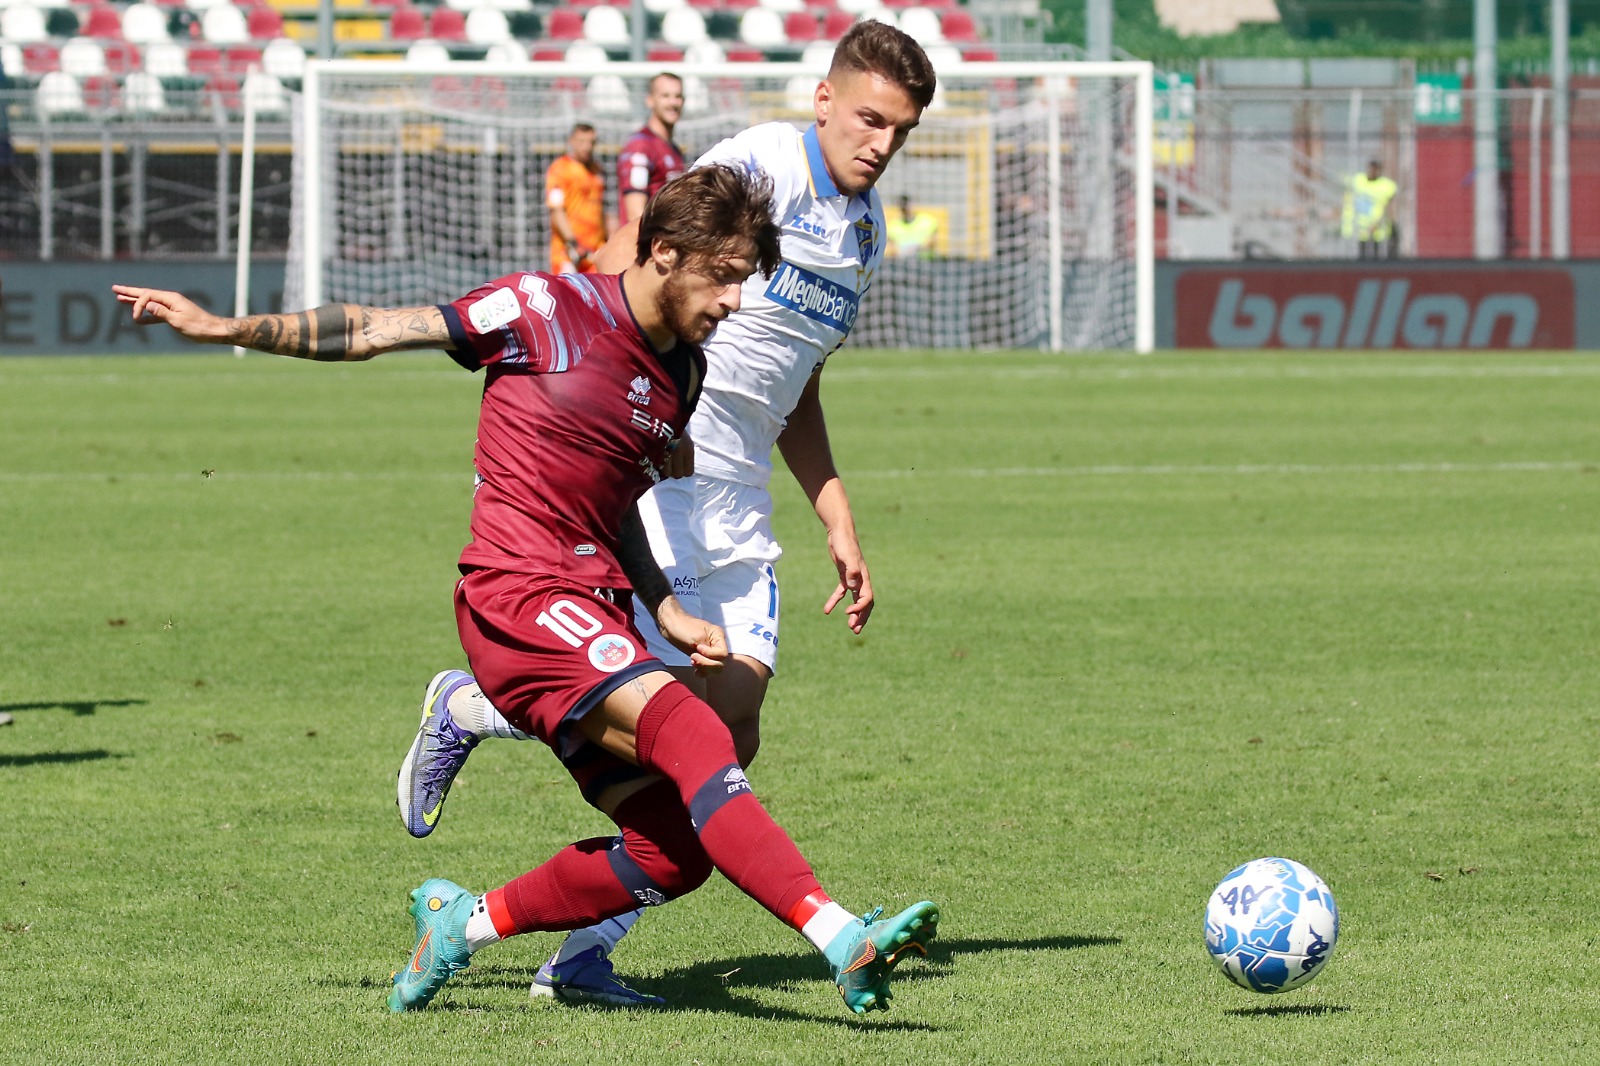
784, 73, 814, 111
21, 41, 58, 72
820, 8, 851, 37
757, 0, 804, 12
387, 5, 425, 39
225, 45, 260, 71
737, 6, 782, 46
922, 41, 960, 69
441, 0, 474, 11
121, 3, 170, 42
895, 6, 940, 43
80, 73, 118, 108
483, 38, 527, 64
184, 0, 229, 11
0, 4, 48, 43
428, 7, 466, 39
581, 5, 627, 45
205, 71, 240, 107
201, 4, 249, 42
798, 38, 831, 68
464, 6, 508, 43
782, 10, 818, 41
80, 4, 123, 38
562, 39, 606, 65
122, 68, 168, 111
659, 6, 704, 45
939, 8, 975, 42
243, 69, 287, 111
960, 46, 994, 61
485, 0, 532, 11
102, 41, 139, 71
685, 0, 719, 9
142, 38, 187, 74
586, 72, 629, 112
530, 45, 564, 59
681, 37, 721, 63
0, 41, 20, 75
404, 38, 450, 63
723, 44, 762, 61
545, 6, 582, 39
186, 45, 221, 72
59, 38, 108, 76
35, 70, 85, 115
260, 35, 303, 77
246, 6, 282, 38
647, 45, 681, 60
642, 0, 683, 12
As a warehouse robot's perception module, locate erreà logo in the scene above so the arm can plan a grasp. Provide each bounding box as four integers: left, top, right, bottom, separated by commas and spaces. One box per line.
1178, 270, 1574, 349
766, 263, 859, 332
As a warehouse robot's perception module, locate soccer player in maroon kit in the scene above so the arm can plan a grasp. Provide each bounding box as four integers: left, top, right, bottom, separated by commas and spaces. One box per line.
618, 72, 687, 225
110, 165, 938, 1017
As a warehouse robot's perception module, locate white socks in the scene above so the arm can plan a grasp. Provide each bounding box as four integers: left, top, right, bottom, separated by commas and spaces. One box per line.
464, 896, 504, 953
801, 902, 857, 955
449, 683, 531, 741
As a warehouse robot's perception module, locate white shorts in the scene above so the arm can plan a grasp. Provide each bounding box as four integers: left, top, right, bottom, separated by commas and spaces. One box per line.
631, 476, 783, 674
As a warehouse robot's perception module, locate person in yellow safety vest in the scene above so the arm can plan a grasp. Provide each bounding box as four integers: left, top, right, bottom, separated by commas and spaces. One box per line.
1342, 159, 1399, 259
888, 195, 939, 258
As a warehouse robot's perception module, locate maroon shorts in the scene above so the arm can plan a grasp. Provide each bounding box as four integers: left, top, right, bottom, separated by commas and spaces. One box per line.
455, 568, 662, 759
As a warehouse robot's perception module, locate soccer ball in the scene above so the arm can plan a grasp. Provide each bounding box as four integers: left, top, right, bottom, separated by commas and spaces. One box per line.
1203, 857, 1339, 994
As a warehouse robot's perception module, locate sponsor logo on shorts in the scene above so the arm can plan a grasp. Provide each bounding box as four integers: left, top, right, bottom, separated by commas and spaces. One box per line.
587, 633, 637, 673
766, 262, 859, 332
672, 575, 699, 593
467, 286, 521, 333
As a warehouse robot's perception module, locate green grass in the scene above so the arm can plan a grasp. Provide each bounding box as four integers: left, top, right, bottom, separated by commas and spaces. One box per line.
3, 350, 1600, 1064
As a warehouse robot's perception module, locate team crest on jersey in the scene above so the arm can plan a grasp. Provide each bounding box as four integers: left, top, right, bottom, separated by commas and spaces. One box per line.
854, 216, 880, 264
587, 633, 637, 673
467, 287, 521, 333
628, 375, 652, 406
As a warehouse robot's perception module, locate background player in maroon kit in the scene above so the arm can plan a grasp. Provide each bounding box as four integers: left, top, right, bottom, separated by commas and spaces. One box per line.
618, 72, 687, 225
110, 165, 938, 1017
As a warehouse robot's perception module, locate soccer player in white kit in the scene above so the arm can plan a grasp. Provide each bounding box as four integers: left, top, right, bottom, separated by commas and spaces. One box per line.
397, 21, 937, 1006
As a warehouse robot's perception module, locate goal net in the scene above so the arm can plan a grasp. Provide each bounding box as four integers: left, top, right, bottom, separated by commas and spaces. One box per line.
284, 59, 1152, 352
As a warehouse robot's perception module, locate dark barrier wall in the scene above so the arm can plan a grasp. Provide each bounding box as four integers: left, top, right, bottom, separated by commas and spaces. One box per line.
0, 260, 286, 355
1159, 261, 1600, 351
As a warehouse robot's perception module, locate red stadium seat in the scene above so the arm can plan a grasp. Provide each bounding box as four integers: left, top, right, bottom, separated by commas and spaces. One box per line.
531, 46, 565, 60
246, 7, 283, 39
961, 46, 995, 61
207, 73, 242, 109
782, 11, 818, 42
81, 73, 119, 108
545, 7, 583, 39
225, 45, 261, 72
821, 8, 852, 38
388, 5, 426, 39
685, 0, 720, 9
187, 46, 223, 74
428, 8, 467, 40
648, 46, 683, 61
802, 0, 835, 8
103, 42, 140, 72
724, 45, 763, 62
941, 9, 977, 42
82, 5, 124, 39
23, 43, 59, 73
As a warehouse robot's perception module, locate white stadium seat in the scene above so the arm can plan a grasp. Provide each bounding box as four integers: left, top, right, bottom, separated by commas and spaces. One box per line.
835, 0, 879, 15
244, 71, 288, 113
737, 7, 785, 47
59, 38, 108, 78
36, 71, 85, 116
563, 40, 608, 67
896, 6, 942, 45
405, 39, 452, 65
586, 73, 630, 113
123, 70, 167, 113
483, 40, 529, 65
261, 37, 305, 79
464, 6, 510, 44
799, 39, 833, 71
785, 74, 816, 112
682, 73, 709, 113
484, 0, 531, 11
682, 39, 723, 65
184, 0, 229, 12
0, 43, 22, 78
642, 0, 683, 12
923, 43, 962, 70
853, 8, 896, 27
121, 3, 170, 43
201, 4, 249, 44
143, 39, 189, 77
757, 0, 804, 13
0, 4, 48, 44
660, 7, 706, 46
582, 6, 629, 46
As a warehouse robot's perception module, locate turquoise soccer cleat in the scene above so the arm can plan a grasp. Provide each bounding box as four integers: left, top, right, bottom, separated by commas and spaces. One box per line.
824, 900, 940, 1014
397, 670, 480, 838
387, 878, 475, 1012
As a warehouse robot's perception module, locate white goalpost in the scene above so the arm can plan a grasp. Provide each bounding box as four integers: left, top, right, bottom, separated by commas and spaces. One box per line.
276, 58, 1153, 353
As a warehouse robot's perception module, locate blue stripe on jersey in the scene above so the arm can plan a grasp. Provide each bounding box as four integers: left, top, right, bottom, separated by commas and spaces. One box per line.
497, 322, 530, 366
560, 272, 618, 329
802, 124, 838, 198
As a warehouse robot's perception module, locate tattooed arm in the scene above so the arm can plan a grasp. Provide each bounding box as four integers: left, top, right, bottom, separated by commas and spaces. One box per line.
619, 503, 728, 673
111, 286, 449, 361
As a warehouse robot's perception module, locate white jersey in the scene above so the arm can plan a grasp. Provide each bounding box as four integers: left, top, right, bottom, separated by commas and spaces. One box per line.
686, 121, 885, 488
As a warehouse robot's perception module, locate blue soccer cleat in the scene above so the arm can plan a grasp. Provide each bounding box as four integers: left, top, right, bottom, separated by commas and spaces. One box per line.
398, 670, 479, 838
824, 901, 940, 1015
531, 946, 666, 1007
387, 878, 475, 1012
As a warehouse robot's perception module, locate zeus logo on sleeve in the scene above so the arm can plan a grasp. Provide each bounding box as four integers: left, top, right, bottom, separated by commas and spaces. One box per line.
765, 263, 859, 331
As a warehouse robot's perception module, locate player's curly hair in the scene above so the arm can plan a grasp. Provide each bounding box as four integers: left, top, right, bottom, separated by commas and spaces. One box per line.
829, 19, 936, 110
635, 164, 782, 280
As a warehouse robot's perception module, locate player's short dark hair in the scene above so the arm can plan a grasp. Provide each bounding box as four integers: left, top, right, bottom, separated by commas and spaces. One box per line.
635, 164, 781, 279
829, 20, 936, 110
571, 122, 595, 135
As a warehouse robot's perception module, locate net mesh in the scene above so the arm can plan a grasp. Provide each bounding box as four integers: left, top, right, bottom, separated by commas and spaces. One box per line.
287, 65, 1144, 350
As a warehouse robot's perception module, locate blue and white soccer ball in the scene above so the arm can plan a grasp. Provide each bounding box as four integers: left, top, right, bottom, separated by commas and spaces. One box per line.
1204, 857, 1339, 994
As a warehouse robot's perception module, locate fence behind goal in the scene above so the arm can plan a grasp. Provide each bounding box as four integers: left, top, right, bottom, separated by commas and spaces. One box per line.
282, 61, 1153, 352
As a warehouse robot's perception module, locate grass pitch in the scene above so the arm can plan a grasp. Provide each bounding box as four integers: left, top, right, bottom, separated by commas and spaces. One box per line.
2, 350, 1599, 1064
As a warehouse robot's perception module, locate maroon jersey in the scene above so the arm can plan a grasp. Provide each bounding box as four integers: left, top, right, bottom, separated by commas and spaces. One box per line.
617, 128, 686, 223
438, 270, 704, 589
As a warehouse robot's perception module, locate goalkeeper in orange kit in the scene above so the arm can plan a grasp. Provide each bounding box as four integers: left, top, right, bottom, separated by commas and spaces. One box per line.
546, 123, 609, 274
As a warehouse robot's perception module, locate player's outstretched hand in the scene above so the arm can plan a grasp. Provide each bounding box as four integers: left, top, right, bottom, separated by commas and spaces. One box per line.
112, 285, 230, 344
655, 596, 728, 674
664, 434, 695, 479
823, 529, 874, 634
